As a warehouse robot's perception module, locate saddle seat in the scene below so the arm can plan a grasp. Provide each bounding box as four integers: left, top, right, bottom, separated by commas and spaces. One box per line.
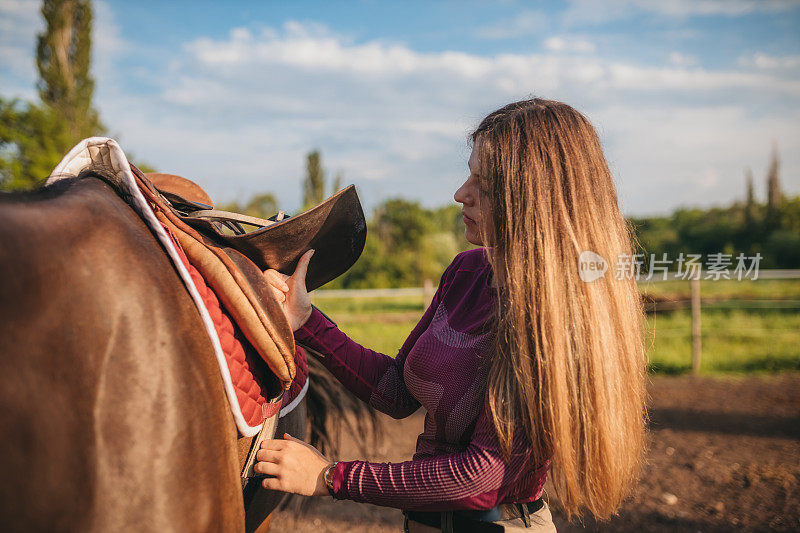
144, 173, 367, 294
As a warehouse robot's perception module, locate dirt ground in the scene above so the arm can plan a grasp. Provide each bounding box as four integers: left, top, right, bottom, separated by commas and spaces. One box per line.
271, 374, 800, 532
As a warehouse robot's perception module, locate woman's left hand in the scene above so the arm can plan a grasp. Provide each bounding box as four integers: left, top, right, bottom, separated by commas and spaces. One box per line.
255, 433, 331, 496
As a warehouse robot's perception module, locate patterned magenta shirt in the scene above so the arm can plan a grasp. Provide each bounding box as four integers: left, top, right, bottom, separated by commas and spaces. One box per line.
294, 248, 549, 511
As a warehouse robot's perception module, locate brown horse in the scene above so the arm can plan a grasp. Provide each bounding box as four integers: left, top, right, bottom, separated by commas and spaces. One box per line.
0, 171, 373, 531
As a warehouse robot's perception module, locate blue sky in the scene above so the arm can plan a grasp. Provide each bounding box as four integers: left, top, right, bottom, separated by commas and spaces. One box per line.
2, 0, 799, 216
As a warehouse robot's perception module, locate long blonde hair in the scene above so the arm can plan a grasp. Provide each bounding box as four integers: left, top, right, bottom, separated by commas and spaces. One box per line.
473, 98, 647, 520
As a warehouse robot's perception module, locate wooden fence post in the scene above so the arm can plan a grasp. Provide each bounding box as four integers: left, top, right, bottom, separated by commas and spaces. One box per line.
691, 278, 701, 374
423, 278, 434, 307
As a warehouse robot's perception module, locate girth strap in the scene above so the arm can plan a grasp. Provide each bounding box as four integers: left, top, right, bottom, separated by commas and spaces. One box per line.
241, 398, 282, 489
240, 397, 282, 506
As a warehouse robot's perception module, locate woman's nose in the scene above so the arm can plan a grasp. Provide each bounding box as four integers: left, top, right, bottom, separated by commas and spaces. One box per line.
454, 180, 470, 204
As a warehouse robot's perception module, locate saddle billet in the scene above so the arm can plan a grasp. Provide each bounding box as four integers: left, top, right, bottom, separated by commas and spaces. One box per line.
153, 183, 368, 293
240, 400, 281, 494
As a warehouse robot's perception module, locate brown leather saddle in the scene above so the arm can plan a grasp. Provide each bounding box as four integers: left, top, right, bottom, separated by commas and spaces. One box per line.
140, 171, 366, 494
131, 170, 367, 386
145, 173, 367, 292
47, 138, 363, 497
132, 170, 366, 493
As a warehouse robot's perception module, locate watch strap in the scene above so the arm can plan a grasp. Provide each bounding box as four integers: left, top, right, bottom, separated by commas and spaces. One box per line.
324, 461, 339, 497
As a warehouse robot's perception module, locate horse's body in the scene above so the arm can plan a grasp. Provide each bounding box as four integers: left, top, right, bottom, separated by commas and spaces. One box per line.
0, 176, 297, 531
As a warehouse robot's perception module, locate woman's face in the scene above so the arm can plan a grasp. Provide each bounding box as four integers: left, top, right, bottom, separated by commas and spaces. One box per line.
454, 143, 493, 246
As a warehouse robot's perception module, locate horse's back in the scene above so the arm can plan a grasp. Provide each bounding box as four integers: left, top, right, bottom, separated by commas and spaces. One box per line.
0, 177, 243, 531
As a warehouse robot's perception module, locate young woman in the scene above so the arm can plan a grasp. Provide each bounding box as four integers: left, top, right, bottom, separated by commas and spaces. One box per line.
255, 98, 648, 531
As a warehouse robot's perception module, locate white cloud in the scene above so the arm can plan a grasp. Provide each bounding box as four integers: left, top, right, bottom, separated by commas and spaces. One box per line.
738, 52, 800, 70
185, 24, 496, 80
87, 20, 800, 214
563, 0, 797, 25
642, 0, 797, 17
543, 36, 596, 53
668, 51, 698, 67
475, 9, 548, 39
595, 104, 800, 215
173, 23, 799, 101
607, 62, 800, 93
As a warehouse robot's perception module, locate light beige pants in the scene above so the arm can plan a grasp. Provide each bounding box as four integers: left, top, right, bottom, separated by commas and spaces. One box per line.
405, 500, 557, 532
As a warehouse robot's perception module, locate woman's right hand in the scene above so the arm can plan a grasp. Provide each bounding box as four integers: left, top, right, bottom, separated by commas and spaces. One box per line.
263, 249, 315, 331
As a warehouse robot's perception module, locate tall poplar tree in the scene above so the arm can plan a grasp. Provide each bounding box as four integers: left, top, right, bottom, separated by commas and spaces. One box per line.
37, 0, 104, 143
303, 150, 325, 209
1, 0, 104, 190
332, 171, 343, 194
765, 143, 782, 229
744, 166, 756, 227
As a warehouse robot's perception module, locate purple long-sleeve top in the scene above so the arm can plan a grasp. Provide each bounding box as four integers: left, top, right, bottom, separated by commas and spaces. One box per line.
294, 248, 549, 511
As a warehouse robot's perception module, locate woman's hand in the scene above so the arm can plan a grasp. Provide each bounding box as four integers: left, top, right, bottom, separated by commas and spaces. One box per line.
263, 249, 314, 331
255, 433, 331, 497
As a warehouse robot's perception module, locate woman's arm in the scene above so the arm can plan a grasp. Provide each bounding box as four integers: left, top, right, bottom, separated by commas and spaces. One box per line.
265, 249, 460, 419
326, 403, 547, 511
294, 281, 443, 419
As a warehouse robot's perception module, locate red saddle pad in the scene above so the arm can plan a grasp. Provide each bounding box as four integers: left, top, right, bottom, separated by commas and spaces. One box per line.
164, 225, 307, 427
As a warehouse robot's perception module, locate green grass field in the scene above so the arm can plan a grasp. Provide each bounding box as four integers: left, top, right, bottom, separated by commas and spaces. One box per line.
314, 279, 800, 375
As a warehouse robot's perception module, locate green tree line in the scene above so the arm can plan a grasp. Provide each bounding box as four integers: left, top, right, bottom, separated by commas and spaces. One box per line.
631, 147, 800, 270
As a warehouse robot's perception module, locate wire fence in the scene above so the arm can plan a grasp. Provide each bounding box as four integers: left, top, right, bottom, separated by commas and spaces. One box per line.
647, 274, 800, 373
312, 270, 800, 374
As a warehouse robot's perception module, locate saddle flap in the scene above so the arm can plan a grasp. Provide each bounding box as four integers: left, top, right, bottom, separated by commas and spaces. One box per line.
133, 169, 297, 387
180, 186, 367, 292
